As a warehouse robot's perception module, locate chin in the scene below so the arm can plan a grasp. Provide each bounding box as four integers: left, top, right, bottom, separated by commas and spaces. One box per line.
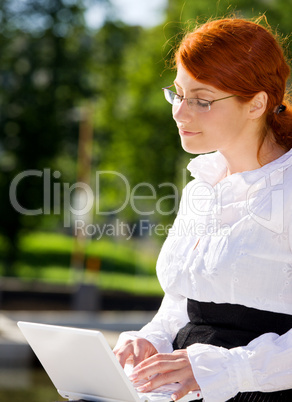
180, 139, 215, 155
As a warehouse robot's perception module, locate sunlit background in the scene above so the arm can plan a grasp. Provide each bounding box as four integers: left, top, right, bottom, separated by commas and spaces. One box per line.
85, 0, 168, 28
0, 0, 291, 400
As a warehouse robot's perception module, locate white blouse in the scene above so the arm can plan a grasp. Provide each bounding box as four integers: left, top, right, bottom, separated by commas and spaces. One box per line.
116, 150, 292, 401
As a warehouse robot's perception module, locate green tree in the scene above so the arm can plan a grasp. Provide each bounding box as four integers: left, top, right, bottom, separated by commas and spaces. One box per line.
0, 0, 107, 273
91, 21, 188, 231
166, 0, 292, 37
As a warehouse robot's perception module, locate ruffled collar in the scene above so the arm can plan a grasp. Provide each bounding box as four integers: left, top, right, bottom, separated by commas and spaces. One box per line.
187, 149, 292, 186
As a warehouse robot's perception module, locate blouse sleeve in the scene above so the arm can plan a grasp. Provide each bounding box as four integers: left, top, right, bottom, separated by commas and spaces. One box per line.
187, 328, 292, 402
115, 293, 189, 353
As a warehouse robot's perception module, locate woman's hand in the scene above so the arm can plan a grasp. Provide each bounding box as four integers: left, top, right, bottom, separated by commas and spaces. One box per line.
129, 349, 200, 401
113, 338, 158, 368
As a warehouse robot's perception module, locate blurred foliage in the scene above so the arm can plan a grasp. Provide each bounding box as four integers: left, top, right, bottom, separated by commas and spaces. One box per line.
92, 20, 186, 225
0, 0, 106, 272
18, 231, 156, 275
0, 231, 162, 295
0, 0, 292, 276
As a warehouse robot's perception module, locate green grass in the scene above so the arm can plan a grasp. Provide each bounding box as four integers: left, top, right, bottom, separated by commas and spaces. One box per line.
12, 264, 163, 296
94, 272, 162, 296
18, 232, 157, 275
1, 232, 163, 296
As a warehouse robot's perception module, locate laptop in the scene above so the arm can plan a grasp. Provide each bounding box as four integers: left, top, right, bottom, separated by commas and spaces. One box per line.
17, 321, 202, 402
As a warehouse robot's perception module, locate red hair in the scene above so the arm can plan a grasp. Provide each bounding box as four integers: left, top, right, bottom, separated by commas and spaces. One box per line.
175, 18, 292, 151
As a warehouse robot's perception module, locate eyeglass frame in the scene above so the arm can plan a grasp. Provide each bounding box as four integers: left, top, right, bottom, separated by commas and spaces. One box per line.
162, 85, 237, 112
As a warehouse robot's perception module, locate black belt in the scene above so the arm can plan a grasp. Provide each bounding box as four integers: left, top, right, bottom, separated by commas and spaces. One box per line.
173, 299, 292, 401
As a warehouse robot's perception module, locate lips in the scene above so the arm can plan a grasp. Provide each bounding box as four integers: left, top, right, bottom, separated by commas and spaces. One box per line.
179, 129, 201, 137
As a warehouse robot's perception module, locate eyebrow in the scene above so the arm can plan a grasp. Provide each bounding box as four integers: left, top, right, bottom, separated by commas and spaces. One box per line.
174, 80, 215, 93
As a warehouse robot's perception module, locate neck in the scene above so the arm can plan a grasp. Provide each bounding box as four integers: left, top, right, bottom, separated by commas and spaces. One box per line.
221, 135, 287, 176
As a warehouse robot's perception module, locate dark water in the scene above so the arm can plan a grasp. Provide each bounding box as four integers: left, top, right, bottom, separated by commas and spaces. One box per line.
0, 368, 63, 402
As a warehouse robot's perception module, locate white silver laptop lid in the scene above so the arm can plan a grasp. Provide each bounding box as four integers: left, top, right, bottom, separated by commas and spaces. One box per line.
17, 321, 202, 402
18, 321, 140, 402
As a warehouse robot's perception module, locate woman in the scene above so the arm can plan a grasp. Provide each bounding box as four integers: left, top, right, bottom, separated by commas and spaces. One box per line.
113, 17, 292, 401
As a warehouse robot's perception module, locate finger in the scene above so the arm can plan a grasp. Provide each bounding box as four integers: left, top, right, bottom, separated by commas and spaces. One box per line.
171, 379, 200, 401
138, 375, 199, 399
114, 343, 134, 368
133, 353, 169, 372
132, 340, 152, 367
133, 362, 183, 389
135, 351, 182, 371
136, 371, 180, 393
132, 353, 185, 380
133, 356, 199, 393
115, 339, 157, 369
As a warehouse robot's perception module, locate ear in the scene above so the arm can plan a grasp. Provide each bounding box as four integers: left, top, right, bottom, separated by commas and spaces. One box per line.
248, 91, 268, 120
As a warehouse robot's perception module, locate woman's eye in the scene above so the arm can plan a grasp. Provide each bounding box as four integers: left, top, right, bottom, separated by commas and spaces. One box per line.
196, 99, 210, 108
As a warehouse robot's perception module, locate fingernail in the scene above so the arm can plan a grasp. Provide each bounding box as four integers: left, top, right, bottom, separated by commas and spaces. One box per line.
171, 394, 177, 401
129, 373, 138, 380
137, 385, 146, 392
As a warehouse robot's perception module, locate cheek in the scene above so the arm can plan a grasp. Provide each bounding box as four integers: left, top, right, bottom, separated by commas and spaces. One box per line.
210, 109, 243, 134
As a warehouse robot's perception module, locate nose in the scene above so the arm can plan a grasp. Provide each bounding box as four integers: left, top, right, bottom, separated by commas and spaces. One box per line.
172, 100, 192, 125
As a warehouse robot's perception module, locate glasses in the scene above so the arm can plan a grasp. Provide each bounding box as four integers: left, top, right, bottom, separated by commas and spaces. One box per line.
162, 85, 236, 113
